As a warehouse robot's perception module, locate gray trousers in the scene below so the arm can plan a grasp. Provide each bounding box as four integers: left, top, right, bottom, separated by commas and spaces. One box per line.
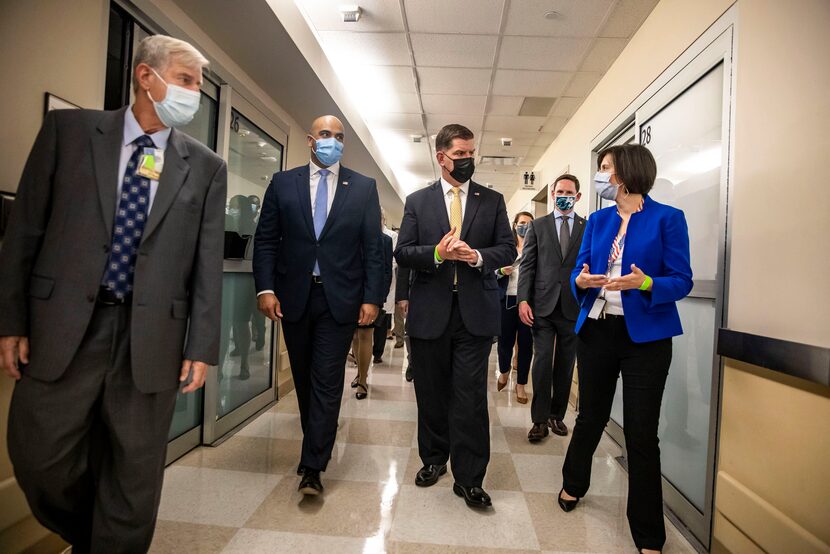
530, 301, 578, 424
8, 302, 178, 553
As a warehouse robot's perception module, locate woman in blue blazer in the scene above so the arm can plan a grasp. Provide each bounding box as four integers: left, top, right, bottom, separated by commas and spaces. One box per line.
557, 144, 692, 554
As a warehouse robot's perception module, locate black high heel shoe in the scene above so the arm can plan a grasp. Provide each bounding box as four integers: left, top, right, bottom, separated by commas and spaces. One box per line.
557, 488, 580, 512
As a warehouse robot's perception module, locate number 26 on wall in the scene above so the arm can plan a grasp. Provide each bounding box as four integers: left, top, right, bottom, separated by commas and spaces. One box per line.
640, 125, 652, 145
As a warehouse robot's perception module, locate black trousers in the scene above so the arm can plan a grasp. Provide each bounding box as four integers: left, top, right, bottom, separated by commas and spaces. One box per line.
497, 295, 532, 384
372, 310, 390, 357
410, 295, 491, 487
562, 316, 671, 551
530, 299, 577, 423
8, 303, 178, 553
281, 283, 356, 471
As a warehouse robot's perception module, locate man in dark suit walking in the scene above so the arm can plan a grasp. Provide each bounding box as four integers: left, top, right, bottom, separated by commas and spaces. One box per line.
0, 36, 226, 552
253, 115, 383, 496
518, 174, 586, 441
395, 124, 515, 509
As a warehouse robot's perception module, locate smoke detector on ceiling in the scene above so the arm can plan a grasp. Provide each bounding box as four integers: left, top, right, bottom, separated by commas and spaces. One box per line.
500, 137, 512, 147
340, 5, 362, 22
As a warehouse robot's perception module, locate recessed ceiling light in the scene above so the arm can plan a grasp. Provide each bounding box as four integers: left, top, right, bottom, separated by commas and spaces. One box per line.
544, 10, 561, 20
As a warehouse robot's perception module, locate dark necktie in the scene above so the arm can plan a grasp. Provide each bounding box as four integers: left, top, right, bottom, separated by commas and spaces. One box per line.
101, 135, 155, 299
559, 215, 570, 256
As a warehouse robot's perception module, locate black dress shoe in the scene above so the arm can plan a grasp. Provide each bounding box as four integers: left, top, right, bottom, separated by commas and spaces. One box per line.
414, 464, 446, 487
299, 470, 323, 496
557, 488, 579, 512
453, 483, 492, 508
351, 375, 359, 388
355, 384, 368, 400
296, 464, 305, 475
527, 422, 549, 442
405, 367, 413, 382
549, 418, 568, 436
373, 356, 383, 363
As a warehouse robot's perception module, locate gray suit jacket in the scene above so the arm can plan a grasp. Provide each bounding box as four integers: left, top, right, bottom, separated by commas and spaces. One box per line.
517, 212, 586, 321
0, 107, 227, 393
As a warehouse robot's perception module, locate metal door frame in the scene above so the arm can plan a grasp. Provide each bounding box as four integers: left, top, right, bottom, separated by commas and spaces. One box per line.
589, 6, 738, 549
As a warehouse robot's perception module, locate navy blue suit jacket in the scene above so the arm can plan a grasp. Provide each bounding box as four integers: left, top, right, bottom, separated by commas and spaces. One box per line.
253, 164, 384, 324
395, 180, 516, 339
571, 195, 693, 343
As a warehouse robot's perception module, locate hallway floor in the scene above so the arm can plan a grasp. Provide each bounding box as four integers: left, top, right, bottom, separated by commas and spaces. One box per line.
150, 341, 697, 553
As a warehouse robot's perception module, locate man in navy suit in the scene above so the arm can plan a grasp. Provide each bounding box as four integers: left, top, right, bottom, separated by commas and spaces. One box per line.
395, 124, 516, 509
253, 115, 383, 496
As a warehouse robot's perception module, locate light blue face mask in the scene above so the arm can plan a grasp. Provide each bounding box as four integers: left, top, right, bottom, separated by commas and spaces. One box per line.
594, 172, 619, 201
313, 137, 344, 166
555, 195, 576, 212
147, 68, 201, 128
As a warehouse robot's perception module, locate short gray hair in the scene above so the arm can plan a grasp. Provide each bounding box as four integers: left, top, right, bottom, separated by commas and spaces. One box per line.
132, 35, 209, 89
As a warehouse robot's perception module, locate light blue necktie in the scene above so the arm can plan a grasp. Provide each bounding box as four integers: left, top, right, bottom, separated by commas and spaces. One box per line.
312, 169, 330, 276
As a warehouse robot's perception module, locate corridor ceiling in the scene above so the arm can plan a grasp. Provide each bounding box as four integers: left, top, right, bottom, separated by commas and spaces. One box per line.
292, 0, 658, 198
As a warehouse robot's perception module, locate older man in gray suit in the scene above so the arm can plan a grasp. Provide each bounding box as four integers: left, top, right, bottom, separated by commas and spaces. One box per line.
0, 36, 226, 552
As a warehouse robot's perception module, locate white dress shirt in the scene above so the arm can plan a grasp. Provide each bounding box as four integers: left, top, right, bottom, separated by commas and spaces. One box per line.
589, 244, 625, 317
119, 106, 171, 217
439, 178, 483, 268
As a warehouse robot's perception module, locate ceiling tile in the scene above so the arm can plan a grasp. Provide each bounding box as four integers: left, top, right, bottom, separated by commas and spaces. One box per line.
552, 96, 583, 118
492, 69, 572, 97
355, 91, 422, 113
498, 36, 592, 71
599, 0, 659, 38
481, 131, 539, 147
364, 112, 425, 130
422, 94, 487, 115
404, 0, 504, 34
411, 34, 498, 68
564, 72, 603, 97
319, 31, 411, 66
348, 65, 418, 94
418, 67, 492, 95
485, 115, 547, 134
487, 96, 524, 116
300, 0, 405, 32
580, 38, 628, 72
526, 146, 548, 159
541, 116, 568, 134
503, 0, 615, 37
426, 114, 484, 134
534, 132, 558, 146
479, 144, 530, 158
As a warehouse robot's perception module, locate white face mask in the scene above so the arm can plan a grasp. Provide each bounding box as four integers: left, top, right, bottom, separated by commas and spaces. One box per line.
594, 172, 619, 201
147, 68, 201, 128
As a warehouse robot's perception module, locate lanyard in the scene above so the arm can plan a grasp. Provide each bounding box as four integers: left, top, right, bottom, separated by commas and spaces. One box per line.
598, 234, 625, 301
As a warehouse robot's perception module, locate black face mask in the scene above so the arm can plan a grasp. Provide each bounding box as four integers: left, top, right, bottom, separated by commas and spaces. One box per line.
446, 156, 475, 183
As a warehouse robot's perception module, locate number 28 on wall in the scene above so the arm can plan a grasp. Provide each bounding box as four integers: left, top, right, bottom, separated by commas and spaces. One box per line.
640, 125, 652, 145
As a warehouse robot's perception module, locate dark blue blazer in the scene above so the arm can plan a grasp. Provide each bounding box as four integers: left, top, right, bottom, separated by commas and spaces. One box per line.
395, 180, 516, 339
253, 164, 384, 324
571, 196, 693, 343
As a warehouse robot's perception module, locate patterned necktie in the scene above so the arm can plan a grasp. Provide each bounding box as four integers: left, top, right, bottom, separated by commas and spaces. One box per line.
312, 169, 330, 276
449, 188, 462, 284
101, 135, 155, 299
449, 187, 462, 237
559, 215, 570, 256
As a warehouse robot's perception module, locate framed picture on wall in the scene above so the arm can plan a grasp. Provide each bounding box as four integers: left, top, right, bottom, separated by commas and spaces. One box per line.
44, 92, 81, 116
1, 191, 15, 240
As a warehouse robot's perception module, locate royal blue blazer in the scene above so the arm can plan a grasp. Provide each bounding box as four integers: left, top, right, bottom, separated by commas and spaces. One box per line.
570, 196, 693, 343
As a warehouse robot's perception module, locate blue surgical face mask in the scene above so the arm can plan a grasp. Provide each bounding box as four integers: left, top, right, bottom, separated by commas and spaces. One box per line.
313, 137, 344, 166
555, 195, 576, 212
147, 68, 201, 128
594, 172, 619, 201
516, 223, 529, 238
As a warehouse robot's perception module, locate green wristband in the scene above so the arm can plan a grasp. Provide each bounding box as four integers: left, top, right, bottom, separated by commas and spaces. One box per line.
434, 246, 443, 263
639, 275, 653, 291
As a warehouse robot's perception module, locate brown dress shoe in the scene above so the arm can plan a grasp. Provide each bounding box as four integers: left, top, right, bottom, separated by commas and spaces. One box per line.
549, 418, 568, 436
527, 422, 549, 442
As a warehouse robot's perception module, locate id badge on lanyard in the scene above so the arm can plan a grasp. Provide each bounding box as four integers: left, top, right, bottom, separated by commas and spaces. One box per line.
587, 233, 625, 320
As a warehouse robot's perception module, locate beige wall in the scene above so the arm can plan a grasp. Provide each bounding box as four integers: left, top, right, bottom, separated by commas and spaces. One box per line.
507, 0, 830, 551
